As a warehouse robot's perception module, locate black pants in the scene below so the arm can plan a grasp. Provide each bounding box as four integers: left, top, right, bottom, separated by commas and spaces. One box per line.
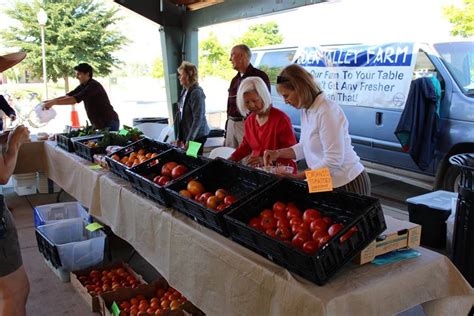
193, 135, 208, 156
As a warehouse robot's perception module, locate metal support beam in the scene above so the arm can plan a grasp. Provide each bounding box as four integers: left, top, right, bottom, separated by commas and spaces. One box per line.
114, 0, 181, 26
186, 0, 325, 29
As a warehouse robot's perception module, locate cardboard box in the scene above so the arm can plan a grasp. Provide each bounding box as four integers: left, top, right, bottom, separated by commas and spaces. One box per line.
99, 278, 204, 316
70, 261, 146, 313
354, 216, 421, 265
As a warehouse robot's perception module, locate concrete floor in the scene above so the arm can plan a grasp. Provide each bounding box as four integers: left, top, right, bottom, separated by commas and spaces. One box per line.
4, 185, 428, 316
4, 188, 161, 316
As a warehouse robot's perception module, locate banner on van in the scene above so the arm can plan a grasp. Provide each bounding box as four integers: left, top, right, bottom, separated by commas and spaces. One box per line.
294, 43, 418, 108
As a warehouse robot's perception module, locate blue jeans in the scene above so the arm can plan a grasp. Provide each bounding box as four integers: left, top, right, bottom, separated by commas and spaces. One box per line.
108, 120, 120, 131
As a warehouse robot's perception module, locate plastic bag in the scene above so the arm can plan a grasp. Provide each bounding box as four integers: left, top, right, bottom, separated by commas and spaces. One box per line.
34, 103, 57, 123
446, 197, 458, 256
372, 249, 421, 266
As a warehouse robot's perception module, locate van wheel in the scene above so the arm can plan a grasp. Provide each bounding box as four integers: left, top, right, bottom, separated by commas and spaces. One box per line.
441, 165, 461, 192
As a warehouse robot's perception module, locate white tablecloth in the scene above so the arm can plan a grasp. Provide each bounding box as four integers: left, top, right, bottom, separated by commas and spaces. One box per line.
23, 141, 474, 315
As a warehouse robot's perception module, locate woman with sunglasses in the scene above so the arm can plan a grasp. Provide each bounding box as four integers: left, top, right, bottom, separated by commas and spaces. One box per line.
263, 64, 371, 195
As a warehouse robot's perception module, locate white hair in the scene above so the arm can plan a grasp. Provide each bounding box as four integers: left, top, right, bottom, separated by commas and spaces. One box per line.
236, 77, 272, 116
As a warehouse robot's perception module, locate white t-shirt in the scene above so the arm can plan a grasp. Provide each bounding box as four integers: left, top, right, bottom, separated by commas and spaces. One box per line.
291, 94, 364, 188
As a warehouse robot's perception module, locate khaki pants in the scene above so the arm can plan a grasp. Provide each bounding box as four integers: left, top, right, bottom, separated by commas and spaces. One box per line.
224, 119, 244, 149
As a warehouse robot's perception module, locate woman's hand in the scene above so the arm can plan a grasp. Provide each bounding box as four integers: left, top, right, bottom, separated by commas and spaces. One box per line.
8, 125, 30, 147
263, 149, 279, 166
246, 155, 263, 167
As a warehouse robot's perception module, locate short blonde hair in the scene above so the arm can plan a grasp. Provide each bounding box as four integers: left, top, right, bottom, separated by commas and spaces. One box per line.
177, 61, 198, 86
237, 77, 272, 116
277, 64, 322, 108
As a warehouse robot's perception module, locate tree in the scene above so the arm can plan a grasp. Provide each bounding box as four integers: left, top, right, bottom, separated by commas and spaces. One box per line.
1, 0, 128, 93
198, 32, 234, 80
234, 21, 283, 48
151, 57, 164, 79
444, 0, 474, 37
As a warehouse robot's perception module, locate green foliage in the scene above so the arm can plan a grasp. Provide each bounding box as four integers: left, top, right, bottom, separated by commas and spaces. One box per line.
234, 21, 283, 48
198, 22, 284, 80
151, 57, 164, 78
198, 32, 234, 80
1, 0, 128, 85
443, 0, 474, 37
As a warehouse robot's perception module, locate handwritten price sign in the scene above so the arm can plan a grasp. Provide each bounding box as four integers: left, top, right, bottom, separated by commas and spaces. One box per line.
305, 168, 333, 193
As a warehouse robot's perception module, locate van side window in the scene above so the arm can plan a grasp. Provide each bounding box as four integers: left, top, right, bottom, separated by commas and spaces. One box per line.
413, 50, 445, 95
258, 50, 296, 84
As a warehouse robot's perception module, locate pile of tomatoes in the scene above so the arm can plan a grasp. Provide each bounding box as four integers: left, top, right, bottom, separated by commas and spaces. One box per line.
247, 201, 357, 255
178, 180, 237, 212
111, 148, 159, 168
115, 286, 188, 315
149, 161, 189, 186
77, 266, 140, 296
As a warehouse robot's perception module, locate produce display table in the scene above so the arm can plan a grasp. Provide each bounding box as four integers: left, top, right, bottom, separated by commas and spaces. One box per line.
16, 141, 474, 315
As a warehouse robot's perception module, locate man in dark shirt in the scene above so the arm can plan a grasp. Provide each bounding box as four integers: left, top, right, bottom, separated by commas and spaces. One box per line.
225, 44, 270, 148
43, 63, 120, 130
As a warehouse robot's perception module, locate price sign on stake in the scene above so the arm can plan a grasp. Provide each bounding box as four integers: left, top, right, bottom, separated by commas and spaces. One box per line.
186, 141, 202, 158
305, 168, 333, 193
86, 222, 103, 232
118, 129, 129, 136
111, 301, 120, 316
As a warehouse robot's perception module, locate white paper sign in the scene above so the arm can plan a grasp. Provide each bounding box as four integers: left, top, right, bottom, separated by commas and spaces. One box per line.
294, 43, 418, 109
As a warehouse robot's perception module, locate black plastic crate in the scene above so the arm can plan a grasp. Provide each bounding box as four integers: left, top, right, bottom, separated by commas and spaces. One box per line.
166, 158, 278, 235
72, 135, 106, 162
224, 178, 386, 285
56, 133, 76, 152
35, 227, 62, 268
126, 148, 211, 205
104, 138, 172, 180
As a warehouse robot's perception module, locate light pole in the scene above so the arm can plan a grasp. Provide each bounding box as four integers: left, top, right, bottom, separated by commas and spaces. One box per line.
37, 8, 48, 99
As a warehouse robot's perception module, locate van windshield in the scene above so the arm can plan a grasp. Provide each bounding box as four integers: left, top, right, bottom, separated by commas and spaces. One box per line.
434, 42, 474, 96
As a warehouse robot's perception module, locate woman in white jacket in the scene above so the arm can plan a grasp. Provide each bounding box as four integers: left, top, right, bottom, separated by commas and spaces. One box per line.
263, 64, 371, 195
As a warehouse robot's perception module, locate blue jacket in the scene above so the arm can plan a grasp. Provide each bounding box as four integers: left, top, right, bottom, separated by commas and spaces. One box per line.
177, 84, 210, 143
395, 77, 440, 171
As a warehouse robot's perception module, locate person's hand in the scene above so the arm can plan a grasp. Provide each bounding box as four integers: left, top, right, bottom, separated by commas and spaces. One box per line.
8, 125, 30, 148
42, 101, 53, 110
263, 149, 279, 166
0, 130, 11, 145
246, 155, 263, 167
9, 114, 16, 121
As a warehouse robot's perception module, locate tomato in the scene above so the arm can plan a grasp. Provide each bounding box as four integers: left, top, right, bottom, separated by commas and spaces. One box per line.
171, 165, 188, 179
328, 223, 343, 237
179, 190, 192, 199
312, 230, 329, 242
187, 180, 205, 197
265, 228, 276, 238
273, 207, 287, 218
224, 195, 237, 205
286, 206, 302, 219
275, 227, 292, 240
309, 218, 329, 233
89, 270, 101, 278
291, 231, 311, 249
289, 217, 303, 226
273, 201, 287, 213
261, 216, 277, 230
302, 241, 319, 255
276, 218, 290, 228
198, 192, 213, 203
260, 209, 274, 218
215, 189, 227, 201
206, 196, 219, 210
161, 161, 178, 177
215, 203, 227, 212
157, 176, 170, 186
317, 235, 331, 248
302, 208, 322, 223
249, 217, 262, 230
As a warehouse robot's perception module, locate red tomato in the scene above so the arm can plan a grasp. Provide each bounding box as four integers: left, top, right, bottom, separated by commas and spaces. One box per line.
291, 231, 311, 249
302, 209, 322, 223
328, 223, 343, 237
265, 228, 276, 238
260, 209, 274, 218
215, 203, 227, 212
273, 201, 287, 213
310, 218, 329, 233
317, 235, 331, 248
276, 218, 290, 228
286, 205, 302, 219
275, 227, 292, 240
171, 164, 188, 179
261, 216, 277, 230
289, 217, 303, 226
312, 231, 329, 242
224, 195, 237, 205
206, 196, 219, 210
198, 192, 212, 203
249, 217, 262, 230
215, 189, 227, 201
161, 161, 178, 177
302, 241, 319, 255
273, 207, 287, 218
